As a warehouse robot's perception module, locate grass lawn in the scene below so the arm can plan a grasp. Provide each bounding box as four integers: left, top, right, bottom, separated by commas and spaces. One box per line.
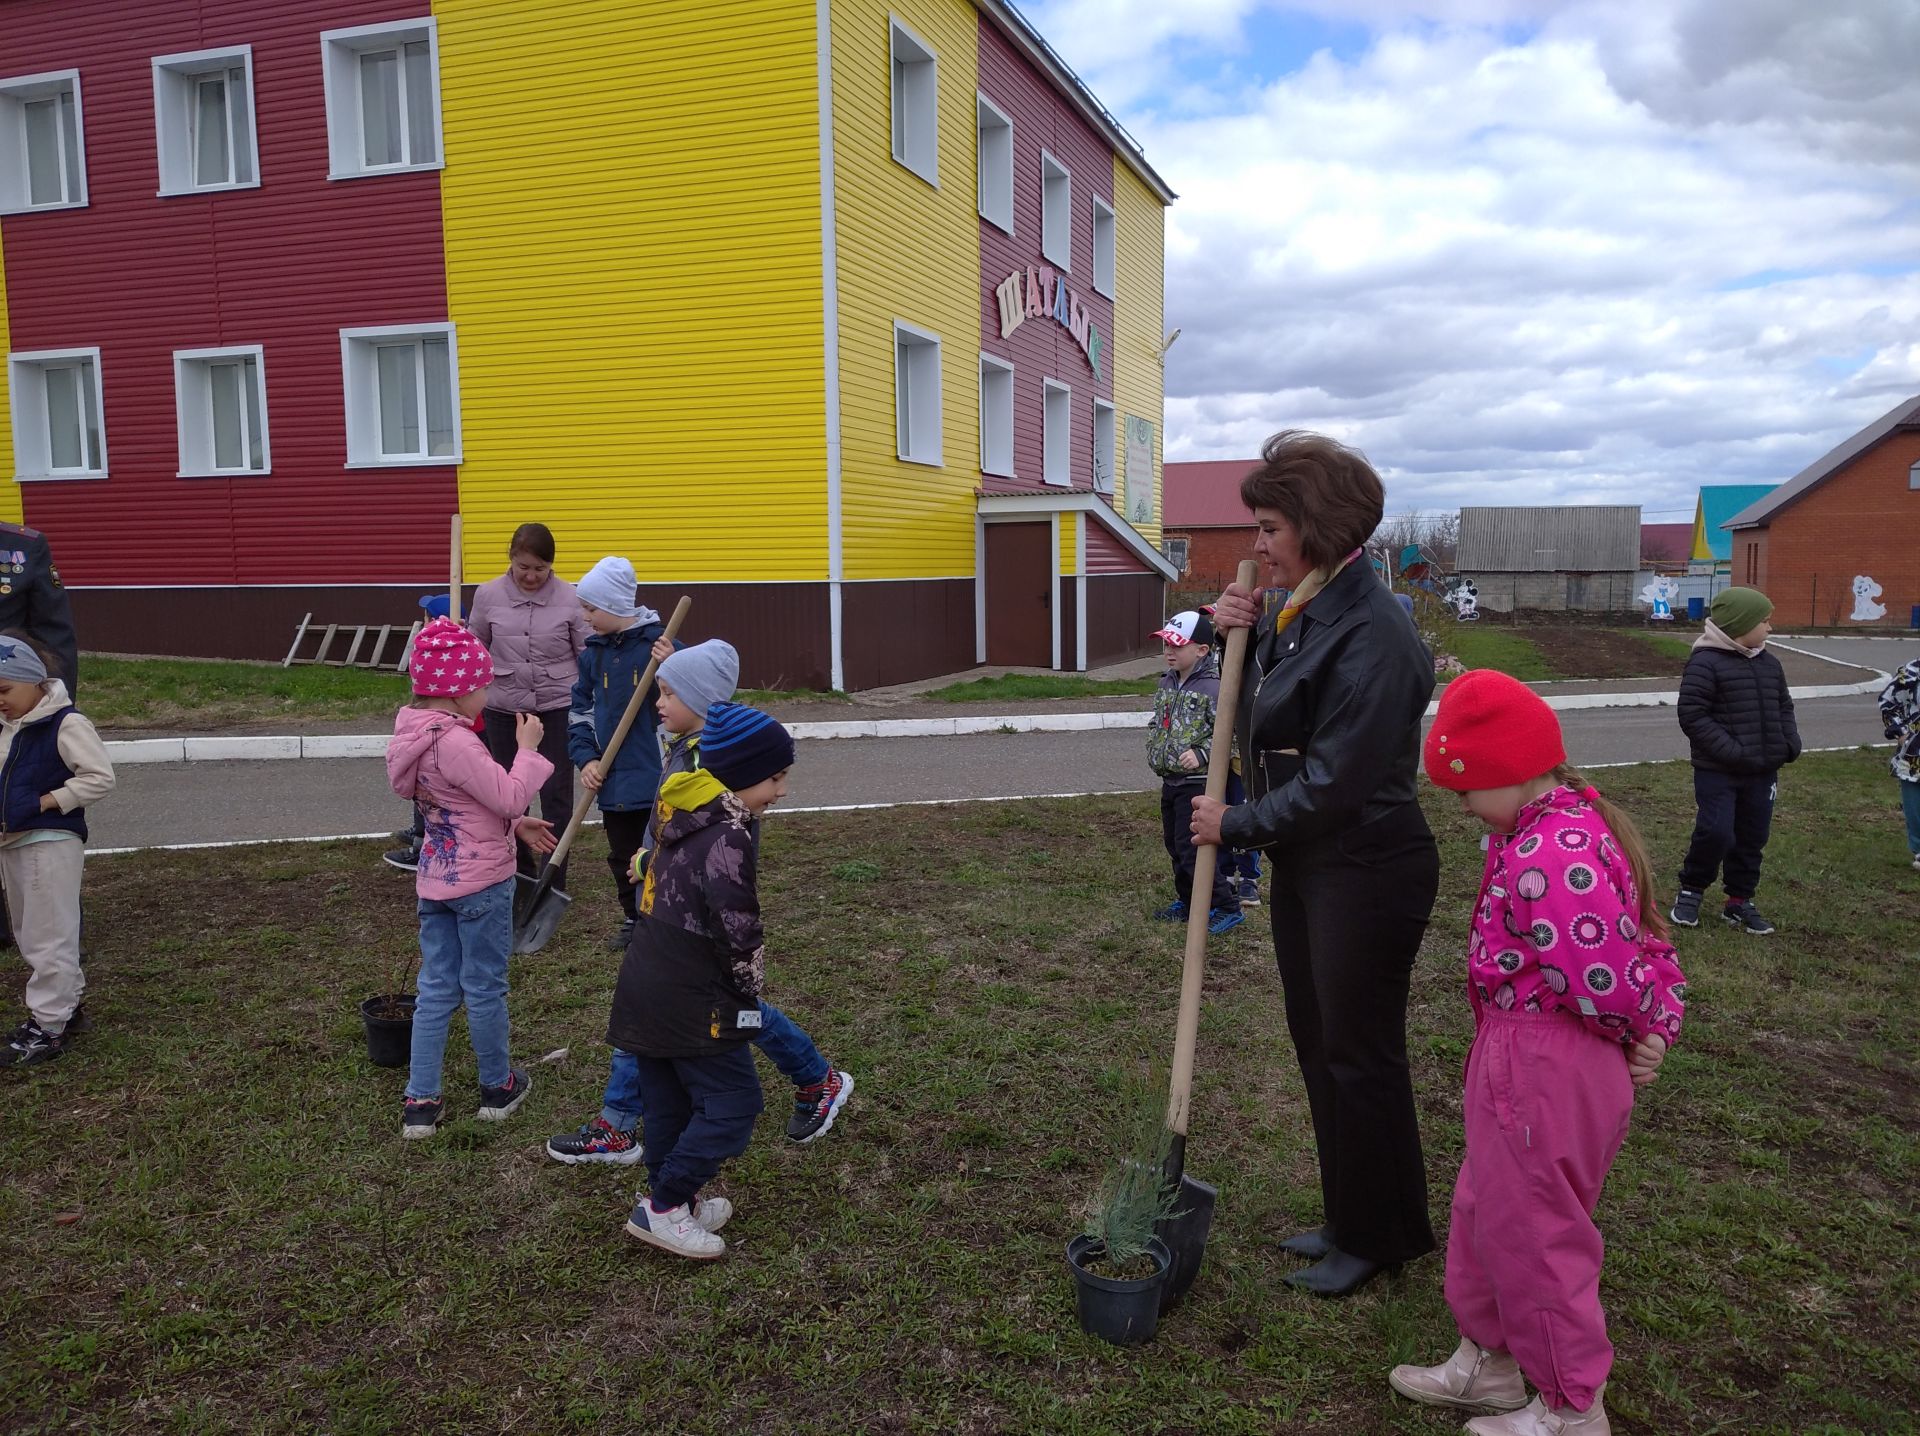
1442, 626, 1557, 681
4, 752, 1917, 1433
924, 674, 1160, 703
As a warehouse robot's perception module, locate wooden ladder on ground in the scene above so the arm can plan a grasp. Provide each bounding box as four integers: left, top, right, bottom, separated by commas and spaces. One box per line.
282, 613, 422, 672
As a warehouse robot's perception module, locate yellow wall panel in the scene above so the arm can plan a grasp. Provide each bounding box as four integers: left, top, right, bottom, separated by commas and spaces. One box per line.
1110, 161, 1165, 546
0, 233, 20, 523
831, 0, 982, 580
435, 1, 829, 582
1060, 510, 1076, 574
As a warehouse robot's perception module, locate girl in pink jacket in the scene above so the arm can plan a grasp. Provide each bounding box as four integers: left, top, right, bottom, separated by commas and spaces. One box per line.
386, 619, 556, 1140
1392, 670, 1686, 1436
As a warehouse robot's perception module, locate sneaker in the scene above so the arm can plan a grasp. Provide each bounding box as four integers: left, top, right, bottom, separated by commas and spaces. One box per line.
1668, 888, 1703, 928
1465, 1388, 1610, 1435
1721, 899, 1775, 936
477, 1068, 532, 1121
691, 1195, 734, 1233
63, 1004, 92, 1036
546, 1116, 644, 1165
625, 1199, 726, 1259
2, 1018, 66, 1067
1388, 1337, 1528, 1413
787, 1068, 854, 1144
383, 847, 420, 872
400, 1095, 444, 1140
1207, 906, 1245, 935
1239, 877, 1261, 908
1152, 899, 1189, 923
606, 918, 635, 953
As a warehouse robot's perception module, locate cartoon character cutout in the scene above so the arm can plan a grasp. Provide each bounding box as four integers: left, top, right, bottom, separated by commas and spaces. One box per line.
1447, 578, 1480, 621
1850, 575, 1886, 622
1639, 574, 1677, 620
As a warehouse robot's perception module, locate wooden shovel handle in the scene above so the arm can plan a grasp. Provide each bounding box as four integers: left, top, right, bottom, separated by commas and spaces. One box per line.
1166, 559, 1258, 1137
546, 594, 692, 869
449, 514, 463, 624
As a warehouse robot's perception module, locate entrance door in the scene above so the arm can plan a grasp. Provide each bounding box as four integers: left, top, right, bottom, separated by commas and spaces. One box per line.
984, 521, 1054, 667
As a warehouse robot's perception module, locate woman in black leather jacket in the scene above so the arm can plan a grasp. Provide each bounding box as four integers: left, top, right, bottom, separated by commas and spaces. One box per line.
1193, 431, 1440, 1297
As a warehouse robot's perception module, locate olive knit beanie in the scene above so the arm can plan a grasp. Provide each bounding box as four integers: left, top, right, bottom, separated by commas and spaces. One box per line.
1709, 587, 1772, 638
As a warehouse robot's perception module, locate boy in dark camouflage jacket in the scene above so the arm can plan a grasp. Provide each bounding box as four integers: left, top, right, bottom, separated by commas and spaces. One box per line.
1147, 611, 1242, 933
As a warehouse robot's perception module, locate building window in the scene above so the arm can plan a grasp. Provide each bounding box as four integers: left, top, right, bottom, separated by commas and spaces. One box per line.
153, 48, 258, 194
175, 346, 269, 475
976, 93, 1012, 233
1041, 151, 1071, 271
340, 324, 460, 466
0, 70, 87, 213
1092, 195, 1116, 300
1043, 378, 1071, 486
1162, 536, 1189, 574
321, 19, 442, 180
889, 20, 937, 186
894, 321, 943, 466
7, 348, 106, 479
1092, 398, 1116, 494
980, 352, 1014, 477
1910, 459, 1920, 490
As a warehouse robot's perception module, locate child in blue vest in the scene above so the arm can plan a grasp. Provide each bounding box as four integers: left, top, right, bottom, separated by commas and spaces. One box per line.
569, 557, 676, 952
0, 634, 114, 1066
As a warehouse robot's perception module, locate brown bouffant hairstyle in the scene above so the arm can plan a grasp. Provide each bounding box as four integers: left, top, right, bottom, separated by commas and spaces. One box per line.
509, 523, 556, 563
1238, 430, 1385, 570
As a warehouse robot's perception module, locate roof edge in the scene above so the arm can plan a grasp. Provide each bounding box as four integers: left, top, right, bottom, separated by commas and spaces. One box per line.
977, 491, 1179, 580
1724, 392, 1920, 530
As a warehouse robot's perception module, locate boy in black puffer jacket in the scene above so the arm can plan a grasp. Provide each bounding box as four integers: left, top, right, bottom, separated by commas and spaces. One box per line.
1673, 587, 1800, 934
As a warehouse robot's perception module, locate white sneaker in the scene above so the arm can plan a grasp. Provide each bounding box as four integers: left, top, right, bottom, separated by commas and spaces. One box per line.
625, 1199, 726, 1259
1466, 1388, 1610, 1435
1388, 1337, 1528, 1413
692, 1195, 734, 1233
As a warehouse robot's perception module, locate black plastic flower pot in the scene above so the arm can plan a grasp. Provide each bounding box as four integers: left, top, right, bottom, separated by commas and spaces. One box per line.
360, 994, 416, 1069
1066, 1234, 1172, 1347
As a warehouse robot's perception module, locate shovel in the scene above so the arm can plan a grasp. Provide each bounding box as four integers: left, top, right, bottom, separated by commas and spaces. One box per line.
449, 513, 463, 622
1155, 557, 1257, 1312
511, 594, 692, 954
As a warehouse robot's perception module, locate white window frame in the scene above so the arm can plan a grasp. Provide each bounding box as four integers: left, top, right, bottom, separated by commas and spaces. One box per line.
1041, 150, 1071, 272
979, 352, 1014, 478
320, 18, 444, 181
976, 92, 1013, 234
894, 321, 943, 467
339, 323, 462, 467
1091, 397, 1116, 494
1092, 195, 1116, 300
152, 47, 260, 195
7, 347, 107, 480
174, 345, 271, 477
889, 17, 938, 187
1042, 378, 1071, 487
1163, 536, 1189, 574
0, 70, 89, 214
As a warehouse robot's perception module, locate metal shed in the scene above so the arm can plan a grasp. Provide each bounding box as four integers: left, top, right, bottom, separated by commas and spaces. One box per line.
1456, 505, 1642, 613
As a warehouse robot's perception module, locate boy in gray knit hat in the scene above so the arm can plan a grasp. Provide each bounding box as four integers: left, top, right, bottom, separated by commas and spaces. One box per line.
545, 641, 853, 1167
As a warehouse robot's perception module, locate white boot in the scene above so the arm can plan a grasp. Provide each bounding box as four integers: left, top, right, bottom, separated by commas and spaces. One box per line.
1466, 1386, 1610, 1435
1389, 1337, 1528, 1412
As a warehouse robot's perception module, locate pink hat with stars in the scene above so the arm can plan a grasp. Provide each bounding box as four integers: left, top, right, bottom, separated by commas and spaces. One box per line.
409, 617, 494, 698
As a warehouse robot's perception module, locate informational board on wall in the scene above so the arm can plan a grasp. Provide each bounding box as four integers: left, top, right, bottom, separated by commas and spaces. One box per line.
1124, 415, 1155, 526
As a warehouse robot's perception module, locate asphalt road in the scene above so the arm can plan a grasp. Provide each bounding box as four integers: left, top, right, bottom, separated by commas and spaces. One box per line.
91, 691, 1889, 853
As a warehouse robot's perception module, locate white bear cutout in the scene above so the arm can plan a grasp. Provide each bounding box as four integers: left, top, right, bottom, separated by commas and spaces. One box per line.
1639, 574, 1677, 620
1850, 575, 1886, 622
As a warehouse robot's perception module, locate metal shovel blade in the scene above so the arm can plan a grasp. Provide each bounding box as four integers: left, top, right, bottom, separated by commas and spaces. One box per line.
1155, 1172, 1218, 1313
511, 872, 572, 955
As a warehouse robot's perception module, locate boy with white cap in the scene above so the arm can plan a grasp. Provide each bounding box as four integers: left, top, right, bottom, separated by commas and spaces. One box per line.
1147, 611, 1242, 935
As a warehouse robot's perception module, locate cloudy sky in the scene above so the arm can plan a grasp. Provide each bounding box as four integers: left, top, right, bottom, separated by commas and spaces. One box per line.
1023, 0, 1920, 521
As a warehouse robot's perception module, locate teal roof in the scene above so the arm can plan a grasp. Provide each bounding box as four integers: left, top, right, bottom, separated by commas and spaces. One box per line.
1696, 485, 1778, 560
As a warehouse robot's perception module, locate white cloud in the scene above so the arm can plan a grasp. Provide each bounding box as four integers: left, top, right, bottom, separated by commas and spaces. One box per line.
1022, 0, 1920, 515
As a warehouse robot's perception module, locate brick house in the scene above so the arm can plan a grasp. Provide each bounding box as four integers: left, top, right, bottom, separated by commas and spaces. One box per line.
1726, 393, 1920, 629
1162, 457, 1255, 589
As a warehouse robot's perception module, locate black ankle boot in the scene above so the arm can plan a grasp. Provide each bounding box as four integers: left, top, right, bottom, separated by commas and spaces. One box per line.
1282, 1244, 1393, 1297
1277, 1225, 1332, 1261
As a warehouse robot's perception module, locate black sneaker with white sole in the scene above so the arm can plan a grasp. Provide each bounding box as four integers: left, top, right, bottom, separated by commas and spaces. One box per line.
1721, 899, 1775, 935
383, 847, 421, 872
3, 1018, 67, 1067
478, 1068, 532, 1121
787, 1069, 853, 1143
546, 1117, 644, 1165
400, 1096, 444, 1140
1669, 888, 1703, 928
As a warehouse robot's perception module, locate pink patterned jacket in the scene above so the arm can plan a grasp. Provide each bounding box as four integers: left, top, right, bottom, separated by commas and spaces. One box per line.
1469, 786, 1686, 1048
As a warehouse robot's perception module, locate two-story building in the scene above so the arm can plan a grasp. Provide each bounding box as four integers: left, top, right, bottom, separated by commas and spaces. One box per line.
0, 0, 1175, 690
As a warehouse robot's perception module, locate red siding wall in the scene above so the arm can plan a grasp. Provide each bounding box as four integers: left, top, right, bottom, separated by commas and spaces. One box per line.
976, 20, 1115, 496
1085, 519, 1148, 575
1, 0, 453, 588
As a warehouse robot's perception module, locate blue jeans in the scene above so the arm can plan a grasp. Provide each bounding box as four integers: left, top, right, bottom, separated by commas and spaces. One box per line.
408, 877, 515, 1099
602, 1001, 825, 1130
1222, 772, 1262, 882
1902, 778, 1920, 856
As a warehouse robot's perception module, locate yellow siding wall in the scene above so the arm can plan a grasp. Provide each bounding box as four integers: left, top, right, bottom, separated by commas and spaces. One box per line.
435, 1, 828, 581
1110, 161, 1165, 546
1060, 510, 1077, 574
0, 236, 20, 522
831, 0, 981, 579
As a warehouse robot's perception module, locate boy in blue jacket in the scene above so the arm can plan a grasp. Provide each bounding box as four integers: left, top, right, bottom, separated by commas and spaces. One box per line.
570, 556, 676, 951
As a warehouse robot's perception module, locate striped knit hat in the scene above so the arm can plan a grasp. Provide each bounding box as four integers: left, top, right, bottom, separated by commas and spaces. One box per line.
701, 702, 795, 791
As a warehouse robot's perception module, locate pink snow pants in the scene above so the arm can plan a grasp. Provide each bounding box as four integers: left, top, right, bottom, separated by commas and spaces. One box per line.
1445, 1007, 1636, 1412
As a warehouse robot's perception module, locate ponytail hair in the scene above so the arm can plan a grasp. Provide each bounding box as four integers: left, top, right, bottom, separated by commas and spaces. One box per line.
1550, 762, 1668, 941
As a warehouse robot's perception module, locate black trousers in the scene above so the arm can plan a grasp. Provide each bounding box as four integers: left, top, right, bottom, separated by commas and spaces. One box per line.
1161, 778, 1235, 913
1678, 767, 1777, 900
482, 707, 574, 892
603, 808, 654, 922
1267, 806, 1440, 1266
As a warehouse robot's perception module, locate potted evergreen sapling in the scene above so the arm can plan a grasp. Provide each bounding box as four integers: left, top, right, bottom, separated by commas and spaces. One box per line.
360, 947, 420, 1069
1066, 1101, 1180, 1346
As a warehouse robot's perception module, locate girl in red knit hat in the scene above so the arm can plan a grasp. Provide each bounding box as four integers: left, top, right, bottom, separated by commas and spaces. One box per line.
1390, 669, 1686, 1436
